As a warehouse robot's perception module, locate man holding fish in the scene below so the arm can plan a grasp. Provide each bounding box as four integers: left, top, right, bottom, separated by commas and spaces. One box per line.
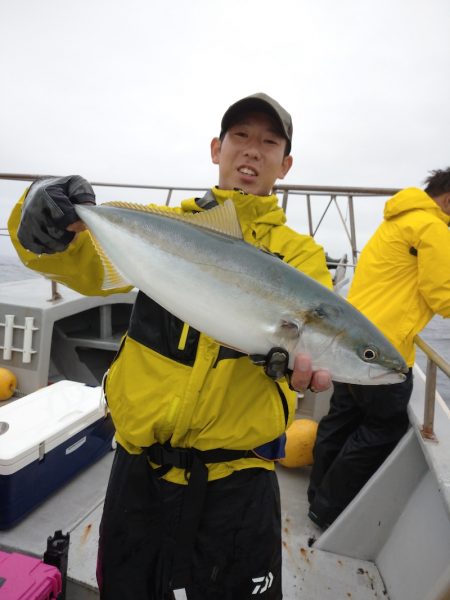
8, 93, 406, 599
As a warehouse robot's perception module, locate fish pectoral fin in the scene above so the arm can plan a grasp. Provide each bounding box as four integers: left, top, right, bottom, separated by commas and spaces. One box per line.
88, 232, 131, 290
101, 199, 243, 240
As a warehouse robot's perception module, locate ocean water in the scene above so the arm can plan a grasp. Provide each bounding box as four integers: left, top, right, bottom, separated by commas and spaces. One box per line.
1, 255, 449, 407
2, 255, 42, 282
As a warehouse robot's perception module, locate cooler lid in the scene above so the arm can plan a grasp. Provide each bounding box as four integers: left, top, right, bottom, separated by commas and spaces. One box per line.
0, 380, 107, 470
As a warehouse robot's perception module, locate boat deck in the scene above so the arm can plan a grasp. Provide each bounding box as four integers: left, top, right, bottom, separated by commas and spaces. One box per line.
279, 466, 387, 599
0, 451, 386, 599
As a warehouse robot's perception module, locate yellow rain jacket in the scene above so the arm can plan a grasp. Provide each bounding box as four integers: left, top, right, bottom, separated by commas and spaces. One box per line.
348, 187, 450, 366
9, 186, 332, 483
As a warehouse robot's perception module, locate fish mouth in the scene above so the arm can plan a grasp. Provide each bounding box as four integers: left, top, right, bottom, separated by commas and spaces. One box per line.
368, 366, 407, 384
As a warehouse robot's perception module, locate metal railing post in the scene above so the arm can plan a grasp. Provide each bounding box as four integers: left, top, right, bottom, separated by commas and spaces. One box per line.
414, 334, 450, 442
347, 194, 358, 265
281, 190, 289, 212
306, 194, 313, 237
422, 358, 438, 441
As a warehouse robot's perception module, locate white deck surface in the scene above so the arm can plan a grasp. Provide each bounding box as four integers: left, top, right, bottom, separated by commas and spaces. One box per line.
278, 466, 387, 599
0, 451, 388, 599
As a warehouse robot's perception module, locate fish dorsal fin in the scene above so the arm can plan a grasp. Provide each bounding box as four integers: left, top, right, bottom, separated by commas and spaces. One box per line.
87, 231, 132, 290
102, 198, 244, 240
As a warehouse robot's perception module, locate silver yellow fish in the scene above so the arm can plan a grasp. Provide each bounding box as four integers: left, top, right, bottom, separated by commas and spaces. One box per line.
75, 200, 407, 385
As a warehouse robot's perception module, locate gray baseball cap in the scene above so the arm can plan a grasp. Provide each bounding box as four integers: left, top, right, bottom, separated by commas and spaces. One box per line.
220, 92, 293, 154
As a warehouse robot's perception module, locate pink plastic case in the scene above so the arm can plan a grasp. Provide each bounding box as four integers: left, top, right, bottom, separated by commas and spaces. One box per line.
0, 551, 62, 599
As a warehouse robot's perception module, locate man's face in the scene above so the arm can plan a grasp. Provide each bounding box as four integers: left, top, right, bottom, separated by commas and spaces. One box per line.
210, 111, 293, 196
435, 193, 450, 216
443, 194, 450, 216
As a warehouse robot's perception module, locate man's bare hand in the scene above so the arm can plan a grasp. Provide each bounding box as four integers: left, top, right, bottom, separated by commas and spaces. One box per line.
290, 352, 331, 393
66, 220, 87, 233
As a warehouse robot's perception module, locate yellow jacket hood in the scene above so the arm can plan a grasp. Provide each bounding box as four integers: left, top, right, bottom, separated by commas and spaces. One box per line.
384, 187, 450, 226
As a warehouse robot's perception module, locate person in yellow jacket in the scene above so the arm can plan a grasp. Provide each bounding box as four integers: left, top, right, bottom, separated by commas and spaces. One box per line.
9, 93, 333, 600
308, 168, 450, 530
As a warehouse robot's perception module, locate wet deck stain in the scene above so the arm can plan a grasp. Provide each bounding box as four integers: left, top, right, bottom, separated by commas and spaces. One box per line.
356, 567, 376, 591
80, 523, 92, 545
299, 547, 310, 564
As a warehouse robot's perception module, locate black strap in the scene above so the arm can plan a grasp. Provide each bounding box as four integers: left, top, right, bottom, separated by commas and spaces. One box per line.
194, 189, 219, 210
145, 442, 250, 470
144, 442, 250, 589
250, 347, 290, 381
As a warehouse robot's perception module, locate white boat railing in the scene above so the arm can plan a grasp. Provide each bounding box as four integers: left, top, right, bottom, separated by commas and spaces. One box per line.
273, 183, 399, 265
1, 173, 448, 439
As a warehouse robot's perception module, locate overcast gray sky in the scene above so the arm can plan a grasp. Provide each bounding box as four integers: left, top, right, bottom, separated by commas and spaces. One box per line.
1, 0, 450, 257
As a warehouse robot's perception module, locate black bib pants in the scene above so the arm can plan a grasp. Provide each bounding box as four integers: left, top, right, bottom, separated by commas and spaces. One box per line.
97, 445, 283, 599
308, 369, 413, 528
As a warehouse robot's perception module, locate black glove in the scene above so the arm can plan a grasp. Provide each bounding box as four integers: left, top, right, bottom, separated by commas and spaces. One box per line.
17, 175, 96, 254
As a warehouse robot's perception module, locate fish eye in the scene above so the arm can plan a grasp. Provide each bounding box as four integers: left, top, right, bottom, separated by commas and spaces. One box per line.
311, 304, 342, 321
362, 347, 378, 362
312, 306, 326, 319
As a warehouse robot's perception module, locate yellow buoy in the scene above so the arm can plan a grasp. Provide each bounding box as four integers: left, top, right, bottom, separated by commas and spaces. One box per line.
0, 367, 17, 401
279, 418, 318, 468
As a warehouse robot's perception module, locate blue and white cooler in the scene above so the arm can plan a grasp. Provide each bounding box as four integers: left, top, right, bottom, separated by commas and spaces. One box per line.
0, 380, 115, 529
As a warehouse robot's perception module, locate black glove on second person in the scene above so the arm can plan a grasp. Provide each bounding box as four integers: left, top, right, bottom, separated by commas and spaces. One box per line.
17, 175, 96, 254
